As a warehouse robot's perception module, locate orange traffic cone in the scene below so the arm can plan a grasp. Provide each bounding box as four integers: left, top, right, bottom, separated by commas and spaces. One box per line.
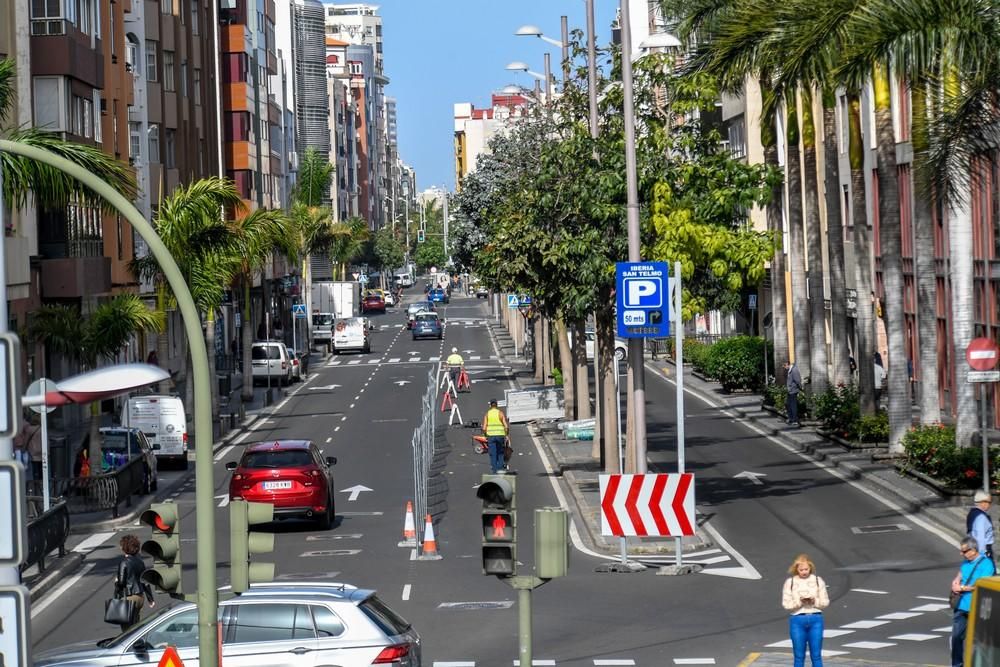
398, 501, 417, 547
417, 514, 442, 560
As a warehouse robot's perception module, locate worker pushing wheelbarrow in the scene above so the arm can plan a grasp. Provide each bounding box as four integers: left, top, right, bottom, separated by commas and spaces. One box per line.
476, 398, 512, 473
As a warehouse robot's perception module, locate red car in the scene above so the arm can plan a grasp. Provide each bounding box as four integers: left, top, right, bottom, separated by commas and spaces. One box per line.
226, 440, 338, 529
362, 294, 386, 313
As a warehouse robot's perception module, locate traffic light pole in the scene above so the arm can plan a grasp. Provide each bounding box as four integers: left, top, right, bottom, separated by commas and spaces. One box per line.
0, 140, 219, 667
509, 576, 545, 667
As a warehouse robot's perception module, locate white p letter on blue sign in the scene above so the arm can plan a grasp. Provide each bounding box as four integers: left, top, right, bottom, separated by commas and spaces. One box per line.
624, 278, 661, 308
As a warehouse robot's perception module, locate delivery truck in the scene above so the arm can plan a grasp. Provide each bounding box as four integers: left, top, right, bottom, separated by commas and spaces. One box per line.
311, 281, 361, 346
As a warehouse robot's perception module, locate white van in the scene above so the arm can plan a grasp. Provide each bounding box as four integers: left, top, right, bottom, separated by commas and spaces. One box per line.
121, 395, 188, 469
333, 317, 371, 354
393, 272, 413, 288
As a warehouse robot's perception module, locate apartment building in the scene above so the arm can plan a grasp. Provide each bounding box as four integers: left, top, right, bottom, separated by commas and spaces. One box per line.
453, 92, 530, 189
325, 36, 357, 222
271, 0, 297, 208
292, 0, 330, 203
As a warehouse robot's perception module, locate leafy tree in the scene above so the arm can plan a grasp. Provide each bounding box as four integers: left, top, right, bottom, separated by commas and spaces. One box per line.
414, 236, 446, 271
372, 227, 405, 275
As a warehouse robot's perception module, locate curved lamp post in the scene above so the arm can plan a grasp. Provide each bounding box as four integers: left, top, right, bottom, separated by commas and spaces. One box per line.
0, 139, 219, 667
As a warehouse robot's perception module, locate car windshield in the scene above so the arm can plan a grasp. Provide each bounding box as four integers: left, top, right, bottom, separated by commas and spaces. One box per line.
252, 345, 282, 360
102, 431, 140, 452
408, 304, 429, 314
415, 314, 438, 323
240, 449, 314, 469
313, 314, 333, 326
359, 595, 412, 636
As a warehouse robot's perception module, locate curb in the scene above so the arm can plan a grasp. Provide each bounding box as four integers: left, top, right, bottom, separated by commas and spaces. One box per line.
647, 359, 966, 543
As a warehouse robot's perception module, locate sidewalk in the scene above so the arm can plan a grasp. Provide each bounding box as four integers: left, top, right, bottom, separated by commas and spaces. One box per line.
21, 348, 329, 599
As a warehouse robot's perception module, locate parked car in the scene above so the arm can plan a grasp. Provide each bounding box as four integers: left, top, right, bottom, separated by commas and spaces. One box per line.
120, 395, 188, 470
475, 285, 489, 299
569, 330, 629, 362
362, 293, 386, 313
250, 341, 293, 386
227, 440, 338, 529
428, 287, 449, 304
383, 291, 396, 307
411, 312, 443, 341
285, 345, 303, 381
98, 427, 158, 494
406, 301, 435, 329
33, 583, 421, 667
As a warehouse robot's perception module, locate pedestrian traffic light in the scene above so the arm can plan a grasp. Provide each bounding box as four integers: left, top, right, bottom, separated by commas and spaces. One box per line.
140, 502, 182, 596
230, 499, 275, 594
535, 507, 569, 579
477, 474, 516, 576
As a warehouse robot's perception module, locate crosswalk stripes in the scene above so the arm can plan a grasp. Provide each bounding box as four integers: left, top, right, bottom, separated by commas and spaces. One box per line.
327, 355, 499, 367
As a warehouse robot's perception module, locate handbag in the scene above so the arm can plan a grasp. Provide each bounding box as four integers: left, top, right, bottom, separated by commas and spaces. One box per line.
504, 438, 514, 464
951, 557, 985, 610
104, 597, 137, 625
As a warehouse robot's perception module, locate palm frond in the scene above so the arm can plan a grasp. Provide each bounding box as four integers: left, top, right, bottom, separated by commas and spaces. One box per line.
292, 149, 335, 207
85, 294, 162, 362
26, 305, 85, 364
0, 57, 14, 127
229, 208, 296, 273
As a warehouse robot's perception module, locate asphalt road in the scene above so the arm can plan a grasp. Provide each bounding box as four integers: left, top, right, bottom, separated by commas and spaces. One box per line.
29, 290, 957, 667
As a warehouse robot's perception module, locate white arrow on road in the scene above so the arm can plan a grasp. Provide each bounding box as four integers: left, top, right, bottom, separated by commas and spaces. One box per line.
463, 349, 474, 354
340, 484, 373, 501
394, 380, 411, 386
408, 351, 420, 356
215, 494, 230, 508
309, 384, 342, 391
733, 471, 767, 485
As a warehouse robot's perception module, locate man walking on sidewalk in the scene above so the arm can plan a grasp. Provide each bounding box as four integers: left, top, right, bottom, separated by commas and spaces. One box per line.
784, 360, 803, 427
481, 399, 509, 474
967, 490, 994, 561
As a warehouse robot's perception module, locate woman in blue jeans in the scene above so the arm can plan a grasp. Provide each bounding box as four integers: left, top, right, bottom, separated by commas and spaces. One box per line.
782, 554, 830, 666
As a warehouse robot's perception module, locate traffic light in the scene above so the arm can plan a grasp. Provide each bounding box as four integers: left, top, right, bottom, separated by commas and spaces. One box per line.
230, 499, 275, 594
140, 502, 182, 596
417, 229, 426, 243
535, 507, 569, 579
477, 474, 516, 576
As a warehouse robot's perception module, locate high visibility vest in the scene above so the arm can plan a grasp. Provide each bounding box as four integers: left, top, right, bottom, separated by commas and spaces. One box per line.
447, 353, 464, 367
484, 408, 506, 436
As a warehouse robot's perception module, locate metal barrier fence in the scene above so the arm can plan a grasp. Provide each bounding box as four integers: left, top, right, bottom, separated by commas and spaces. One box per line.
26, 455, 146, 518
409, 366, 437, 527
22, 500, 70, 573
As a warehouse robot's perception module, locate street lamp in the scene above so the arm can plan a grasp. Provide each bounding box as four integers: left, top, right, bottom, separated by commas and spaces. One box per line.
22, 363, 171, 408
505, 61, 546, 81
514, 24, 563, 48
515, 16, 570, 84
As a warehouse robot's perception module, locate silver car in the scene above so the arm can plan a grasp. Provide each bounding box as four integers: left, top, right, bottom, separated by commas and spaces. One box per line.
34, 583, 421, 667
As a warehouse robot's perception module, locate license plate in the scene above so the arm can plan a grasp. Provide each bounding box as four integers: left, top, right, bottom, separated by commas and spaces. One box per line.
263, 481, 292, 490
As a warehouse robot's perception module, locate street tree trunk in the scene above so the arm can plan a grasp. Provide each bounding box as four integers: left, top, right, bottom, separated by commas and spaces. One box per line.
911, 85, 942, 423
156, 284, 171, 394
950, 172, 977, 447
874, 67, 909, 454
822, 91, 852, 386
241, 279, 254, 402
597, 311, 620, 473
555, 318, 575, 420
801, 89, 829, 393
849, 93, 877, 415
763, 124, 789, 375
786, 94, 812, 375
572, 319, 591, 420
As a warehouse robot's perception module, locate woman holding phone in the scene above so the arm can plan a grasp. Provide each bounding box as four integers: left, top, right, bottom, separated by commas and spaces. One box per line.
782, 553, 830, 666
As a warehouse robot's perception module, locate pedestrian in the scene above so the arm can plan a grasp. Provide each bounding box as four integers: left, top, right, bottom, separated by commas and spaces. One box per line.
114, 534, 155, 632
967, 490, 994, 561
873, 357, 886, 408
951, 536, 996, 667
784, 360, 803, 427
782, 553, 829, 667
13, 414, 40, 481
146, 349, 158, 366
446, 347, 465, 388
481, 399, 510, 474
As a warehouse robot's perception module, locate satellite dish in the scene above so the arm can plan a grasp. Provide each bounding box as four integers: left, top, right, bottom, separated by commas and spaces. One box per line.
762, 312, 773, 328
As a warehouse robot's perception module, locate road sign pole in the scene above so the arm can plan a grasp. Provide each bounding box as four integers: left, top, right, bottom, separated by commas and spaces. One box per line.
674, 262, 685, 570
40, 406, 49, 511
982, 384, 991, 495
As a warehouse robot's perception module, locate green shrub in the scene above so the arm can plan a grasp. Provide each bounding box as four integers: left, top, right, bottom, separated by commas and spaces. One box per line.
901, 424, 997, 489
684, 340, 712, 376
812, 384, 861, 437
854, 412, 889, 443
703, 336, 771, 393
551, 367, 563, 387
762, 383, 813, 419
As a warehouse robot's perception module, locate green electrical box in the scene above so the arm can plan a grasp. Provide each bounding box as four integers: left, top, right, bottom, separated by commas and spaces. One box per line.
534, 507, 568, 579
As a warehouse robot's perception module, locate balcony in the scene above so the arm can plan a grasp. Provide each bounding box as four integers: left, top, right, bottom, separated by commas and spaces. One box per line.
221, 24, 251, 53
267, 97, 281, 126
267, 51, 278, 76
226, 140, 254, 171
39, 256, 112, 299
223, 82, 252, 112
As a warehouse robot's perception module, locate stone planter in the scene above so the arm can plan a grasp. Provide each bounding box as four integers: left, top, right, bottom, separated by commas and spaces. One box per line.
816, 429, 889, 453
892, 462, 977, 499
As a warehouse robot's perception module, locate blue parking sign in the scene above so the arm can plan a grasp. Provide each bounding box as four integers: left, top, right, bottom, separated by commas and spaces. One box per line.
616, 262, 670, 338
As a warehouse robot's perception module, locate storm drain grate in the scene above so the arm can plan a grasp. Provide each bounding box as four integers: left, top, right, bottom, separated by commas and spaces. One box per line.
300, 549, 362, 557
851, 524, 912, 535
437, 601, 515, 610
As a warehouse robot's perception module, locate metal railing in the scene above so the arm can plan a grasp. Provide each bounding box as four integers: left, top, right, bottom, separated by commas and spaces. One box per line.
26, 455, 147, 517
22, 500, 70, 574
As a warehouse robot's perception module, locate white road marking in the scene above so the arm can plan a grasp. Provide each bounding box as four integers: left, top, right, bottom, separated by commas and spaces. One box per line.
410, 548, 417, 561
822, 629, 854, 638
673, 660, 716, 665
354, 395, 360, 400
215, 494, 230, 508
340, 484, 373, 501
334, 426, 340, 432
765, 640, 793, 648
402, 584, 411, 600
389, 358, 401, 363
877, 612, 923, 620
349, 360, 361, 365
349, 403, 355, 409
697, 521, 761, 580
513, 661, 554, 666
889, 633, 940, 641
326, 437, 332, 443
841, 620, 890, 629
850, 588, 888, 595
72, 532, 115, 552
910, 603, 950, 612
918, 595, 950, 601
341, 415, 347, 421
594, 661, 635, 666
32, 562, 97, 617
433, 663, 474, 667
932, 626, 952, 632
842, 641, 896, 649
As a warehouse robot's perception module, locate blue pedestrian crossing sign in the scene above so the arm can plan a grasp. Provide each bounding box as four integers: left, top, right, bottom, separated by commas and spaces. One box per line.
615, 262, 670, 338
292, 304, 308, 319
507, 295, 520, 309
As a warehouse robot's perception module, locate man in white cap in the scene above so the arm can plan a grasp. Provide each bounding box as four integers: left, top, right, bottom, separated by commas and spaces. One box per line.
446, 347, 465, 389
967, 489, 994, 561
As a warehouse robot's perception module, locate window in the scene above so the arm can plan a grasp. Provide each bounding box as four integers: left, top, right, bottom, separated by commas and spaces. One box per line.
145, 41, 158, 82
30, 0, 65, 34
232, 604, 314, 643
164, 129, 176, 169
142, 610, 199, 649
222, 53, 248, 83
224, 112, 250, 141
125, 37, 139, 75
33, 77, 64, 131
180, 61, 187, 97
129, 121, 141, 163
228, 170, 252, 198
163, 50, 175, 91
70, 94, 93, 138
190, 0, 199, 32
311, 606, 345, 638
148, 124, 160, 163
160, 0, 171, 15
193, 68, 201, 105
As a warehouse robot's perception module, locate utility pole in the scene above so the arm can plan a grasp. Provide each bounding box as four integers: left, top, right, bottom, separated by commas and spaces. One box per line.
442, 189, 450, 266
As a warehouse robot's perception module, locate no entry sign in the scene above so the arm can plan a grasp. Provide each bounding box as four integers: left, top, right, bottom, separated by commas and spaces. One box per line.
967, 338, 1000, 372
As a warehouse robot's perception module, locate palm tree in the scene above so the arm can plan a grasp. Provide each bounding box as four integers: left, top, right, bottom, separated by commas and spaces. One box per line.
27, 294, 162, 473
328, 216, 370, 280
784, 96, 812, 375
0, 58, 134, 211
801, 89, 828, 393
293, 148, 335, 208
228, 208, 296, 402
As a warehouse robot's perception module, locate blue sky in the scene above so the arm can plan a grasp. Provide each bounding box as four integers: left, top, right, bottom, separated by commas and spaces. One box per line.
376, 1, 618, 192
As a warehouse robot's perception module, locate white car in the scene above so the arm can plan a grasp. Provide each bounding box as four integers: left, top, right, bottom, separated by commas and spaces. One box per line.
121, 395, 188, 469
251, 341, 293, 386
333, 317, 371, 354
569, 330, 628, 362
285, 345, 302, 381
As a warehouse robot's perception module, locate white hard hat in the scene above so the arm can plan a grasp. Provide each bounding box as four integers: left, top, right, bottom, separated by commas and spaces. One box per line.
451, 347, 458, 353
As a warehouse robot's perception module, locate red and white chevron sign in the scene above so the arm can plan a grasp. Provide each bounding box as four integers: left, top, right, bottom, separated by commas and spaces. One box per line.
599, 473, 695, 537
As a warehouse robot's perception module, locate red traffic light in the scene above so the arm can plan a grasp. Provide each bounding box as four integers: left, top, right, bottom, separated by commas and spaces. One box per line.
482, 511, 514, 542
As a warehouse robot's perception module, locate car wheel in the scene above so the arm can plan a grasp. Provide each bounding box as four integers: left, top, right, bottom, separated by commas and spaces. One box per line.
180, 456, 189, 471
317, 497, 333, 530
615, 347, 627, 362
142, 467, 152, 495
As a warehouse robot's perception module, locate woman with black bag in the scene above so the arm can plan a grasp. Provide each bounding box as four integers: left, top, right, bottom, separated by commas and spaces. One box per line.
109, 534, 155, 631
